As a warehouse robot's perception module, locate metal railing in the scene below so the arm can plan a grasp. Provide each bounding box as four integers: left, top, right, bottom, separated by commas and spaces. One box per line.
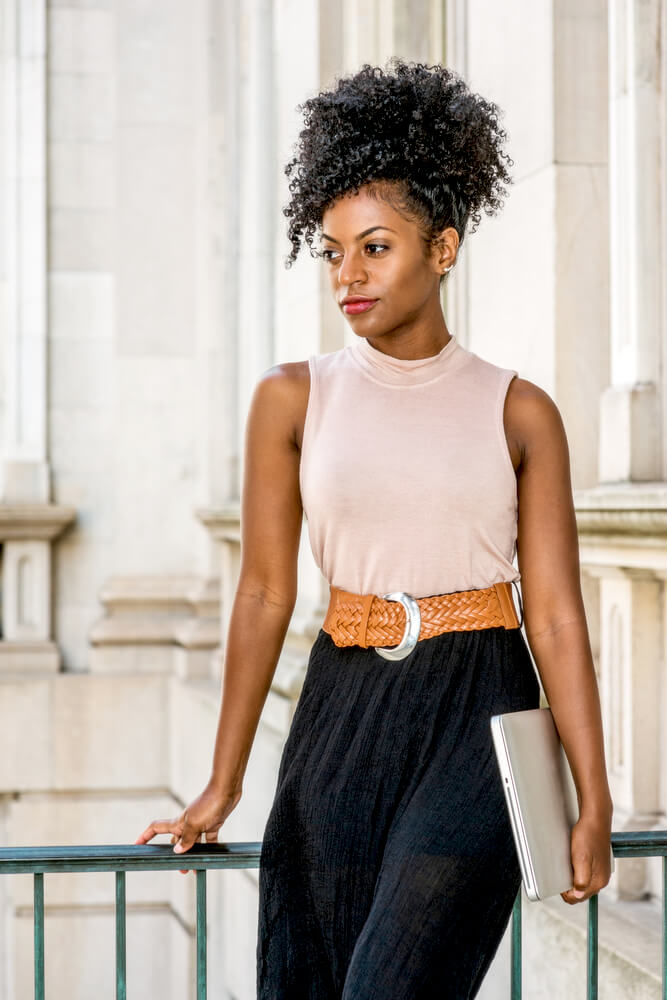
511, 831, 667, 1000
0, 841, 262, 1000
0, 831, 665, 999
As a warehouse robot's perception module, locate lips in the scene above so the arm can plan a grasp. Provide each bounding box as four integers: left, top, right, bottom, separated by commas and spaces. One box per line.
342, 298, 378, 315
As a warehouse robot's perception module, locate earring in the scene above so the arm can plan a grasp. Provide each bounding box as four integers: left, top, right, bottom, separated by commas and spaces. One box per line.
442, 265, 452, 273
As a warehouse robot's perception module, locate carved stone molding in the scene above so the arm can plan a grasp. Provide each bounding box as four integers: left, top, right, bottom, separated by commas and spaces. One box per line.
195, 503, 241, 543
89, 575, 221, 677
0, 503, 76, 541
0, 503, 76, 672
574, 483, 667, 538
575, 484, 667, 577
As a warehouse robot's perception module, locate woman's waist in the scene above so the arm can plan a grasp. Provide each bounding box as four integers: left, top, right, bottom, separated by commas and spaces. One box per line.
322, 579, 523, 659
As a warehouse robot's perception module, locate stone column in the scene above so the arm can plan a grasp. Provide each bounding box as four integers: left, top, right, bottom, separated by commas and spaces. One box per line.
0, 1, 77, 673
554, 0, 610, 490
392, 0, 444, 62
600, 568, 661, 899
1, 0, 49, 504
198, 0, 287, 684
237, 0, 276, 436
211, 0, 242, 503
588, 0, 667, 903
599, 0, 664, 482
576, 488, 667, 901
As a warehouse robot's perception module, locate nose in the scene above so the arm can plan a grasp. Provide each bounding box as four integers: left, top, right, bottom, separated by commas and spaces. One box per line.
337, 249, 368, 287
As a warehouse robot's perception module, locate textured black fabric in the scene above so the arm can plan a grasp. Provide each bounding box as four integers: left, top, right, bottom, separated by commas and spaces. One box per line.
256, 622, 540, 999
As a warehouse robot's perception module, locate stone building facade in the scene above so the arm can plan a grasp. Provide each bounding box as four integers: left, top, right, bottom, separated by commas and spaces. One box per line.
0, 0, 665, 996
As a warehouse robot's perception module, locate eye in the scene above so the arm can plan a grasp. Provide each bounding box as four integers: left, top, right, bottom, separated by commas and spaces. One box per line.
319, 243, 389, 263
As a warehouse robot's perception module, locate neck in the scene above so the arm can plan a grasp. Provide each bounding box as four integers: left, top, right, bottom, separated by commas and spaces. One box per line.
362, 327, 452, 361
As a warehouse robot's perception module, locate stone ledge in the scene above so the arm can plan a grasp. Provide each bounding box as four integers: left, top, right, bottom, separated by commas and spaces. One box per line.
0, 502, 76, 541
96, 575, 217, 614
195, 503, 241, 542
575, 481, 667, 537
90, 618, 178, 645
0, 640, 60, 673
89, 575, 221, 677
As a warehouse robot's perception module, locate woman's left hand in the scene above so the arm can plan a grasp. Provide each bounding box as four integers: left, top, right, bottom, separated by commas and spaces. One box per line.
561, 811, 613, 904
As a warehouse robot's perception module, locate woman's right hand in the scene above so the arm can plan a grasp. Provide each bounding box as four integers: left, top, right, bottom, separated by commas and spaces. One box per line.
134, 783, 242, 874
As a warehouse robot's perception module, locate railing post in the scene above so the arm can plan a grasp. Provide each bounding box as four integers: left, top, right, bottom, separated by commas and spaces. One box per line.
587, 893, 598, 999
34, 872, 44, 1000
511, 886, 522, 999
662, 856, 666, 1000
116, 871, 127, 1000
196, 869, 207, 1000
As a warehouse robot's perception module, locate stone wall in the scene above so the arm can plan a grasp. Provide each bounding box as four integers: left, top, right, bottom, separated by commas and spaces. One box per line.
0, 0, 665, 997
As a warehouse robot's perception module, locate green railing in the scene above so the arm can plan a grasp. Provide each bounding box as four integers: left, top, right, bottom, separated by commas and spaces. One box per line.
511, 831, 667, 1000
0, 841, 262, 1000
0, 831, 665, 998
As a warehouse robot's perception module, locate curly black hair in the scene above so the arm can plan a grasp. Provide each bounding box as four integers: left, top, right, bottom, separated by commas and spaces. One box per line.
282, 57, 514, 277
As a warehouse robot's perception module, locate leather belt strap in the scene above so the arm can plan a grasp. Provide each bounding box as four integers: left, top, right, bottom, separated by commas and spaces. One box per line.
322, 581, 522, 649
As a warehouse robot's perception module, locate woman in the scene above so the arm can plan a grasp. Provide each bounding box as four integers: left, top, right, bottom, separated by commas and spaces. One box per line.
136, 59, 613, 998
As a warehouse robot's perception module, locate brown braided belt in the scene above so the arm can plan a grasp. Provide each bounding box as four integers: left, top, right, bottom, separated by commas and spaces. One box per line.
322, 581, 523, 656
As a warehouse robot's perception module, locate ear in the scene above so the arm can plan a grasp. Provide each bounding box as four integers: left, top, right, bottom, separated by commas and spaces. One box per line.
431, 226, 459, 275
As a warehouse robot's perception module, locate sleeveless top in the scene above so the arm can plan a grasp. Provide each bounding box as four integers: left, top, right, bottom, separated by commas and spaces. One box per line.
298, 333, 521, 599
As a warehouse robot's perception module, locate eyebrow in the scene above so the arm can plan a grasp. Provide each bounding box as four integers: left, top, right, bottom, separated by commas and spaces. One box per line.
320, 226, 398, 245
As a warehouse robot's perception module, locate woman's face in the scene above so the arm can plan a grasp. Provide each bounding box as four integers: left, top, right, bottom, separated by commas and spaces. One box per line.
319, 185, 455, 337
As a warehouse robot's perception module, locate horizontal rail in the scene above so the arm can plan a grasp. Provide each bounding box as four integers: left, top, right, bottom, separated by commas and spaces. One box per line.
0, 841, 262, 873
0, 830, 664, 872
609, 831, 667, 857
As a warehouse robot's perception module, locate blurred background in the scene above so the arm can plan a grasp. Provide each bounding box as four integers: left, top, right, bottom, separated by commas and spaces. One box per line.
0, 0, 666, 997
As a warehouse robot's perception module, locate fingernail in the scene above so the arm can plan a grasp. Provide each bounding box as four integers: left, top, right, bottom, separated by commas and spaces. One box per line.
173, 844, 182, 853
572, 889, 585, 898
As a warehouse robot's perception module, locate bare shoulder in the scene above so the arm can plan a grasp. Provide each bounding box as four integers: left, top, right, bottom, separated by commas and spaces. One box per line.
505, 376, 569, 470
258, 359, 310, 392
252, 360, 310, 450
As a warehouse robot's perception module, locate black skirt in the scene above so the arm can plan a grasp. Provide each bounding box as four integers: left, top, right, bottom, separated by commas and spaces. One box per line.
256, 621, 540, 999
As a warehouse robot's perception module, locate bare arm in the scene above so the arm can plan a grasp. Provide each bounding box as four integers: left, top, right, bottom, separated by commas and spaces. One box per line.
511, 377, 613, 902
135, 362, 306, 855
207, 364, 305, 794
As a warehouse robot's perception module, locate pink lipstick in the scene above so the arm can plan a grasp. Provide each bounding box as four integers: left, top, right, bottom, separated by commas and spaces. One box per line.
343, 299, 378, 315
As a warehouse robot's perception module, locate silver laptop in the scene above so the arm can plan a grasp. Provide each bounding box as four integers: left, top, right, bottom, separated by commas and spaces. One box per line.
490, 706, 615, 901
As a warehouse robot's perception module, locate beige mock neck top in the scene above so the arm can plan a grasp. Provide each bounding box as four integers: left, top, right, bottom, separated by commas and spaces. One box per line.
299, 333, 520, 599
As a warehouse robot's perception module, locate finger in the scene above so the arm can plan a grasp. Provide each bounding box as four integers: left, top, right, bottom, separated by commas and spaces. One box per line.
205, 830, 219, 843
135, 820, 180, 845
565, 876, 606, 903
571, 852, 592, 897
173, 817, 199, 854
561, 888, 588, 904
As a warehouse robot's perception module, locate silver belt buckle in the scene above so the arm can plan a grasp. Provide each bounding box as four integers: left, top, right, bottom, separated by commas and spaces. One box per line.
373, 592, 421, 660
